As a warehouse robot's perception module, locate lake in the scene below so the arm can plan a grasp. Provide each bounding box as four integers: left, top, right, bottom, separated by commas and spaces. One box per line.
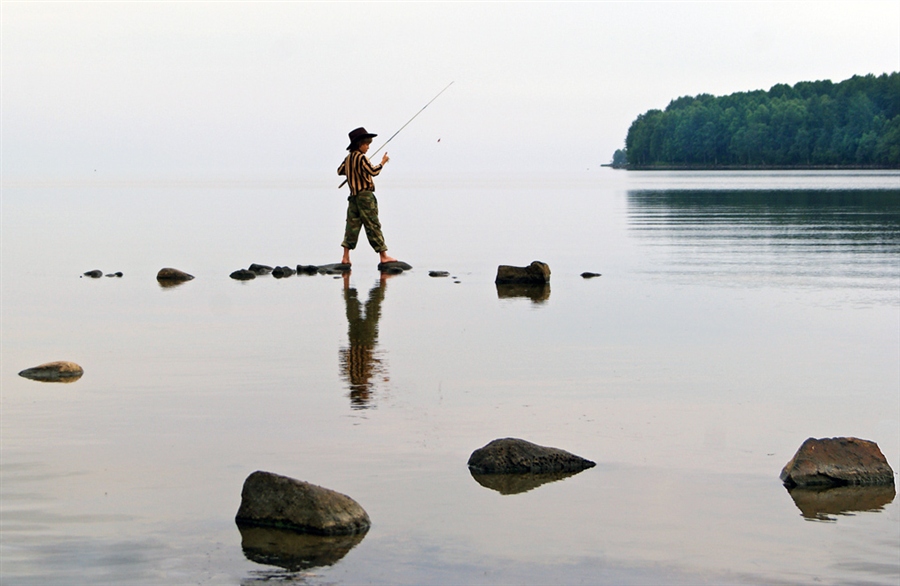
1, 169, 898, 585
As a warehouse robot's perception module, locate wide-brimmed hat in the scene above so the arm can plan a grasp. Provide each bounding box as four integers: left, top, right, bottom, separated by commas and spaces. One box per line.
347, 127, 377, 150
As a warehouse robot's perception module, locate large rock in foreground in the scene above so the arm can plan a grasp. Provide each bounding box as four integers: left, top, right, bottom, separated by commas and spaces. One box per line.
156, 267, 194, 282
235, 471, 370, 536
18, 361, 83, 383
780, 437, 895, 488
495, 261, 550, 285
467, 438, 595, 474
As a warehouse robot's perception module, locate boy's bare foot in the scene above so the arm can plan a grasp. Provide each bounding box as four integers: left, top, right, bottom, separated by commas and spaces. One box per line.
379, 254, 398, 264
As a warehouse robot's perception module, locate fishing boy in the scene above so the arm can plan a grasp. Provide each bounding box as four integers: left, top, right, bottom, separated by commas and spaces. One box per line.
338, 127, 398, 267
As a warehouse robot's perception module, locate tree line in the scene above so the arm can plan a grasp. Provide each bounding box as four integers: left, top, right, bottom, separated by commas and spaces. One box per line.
618, 72, 900, 168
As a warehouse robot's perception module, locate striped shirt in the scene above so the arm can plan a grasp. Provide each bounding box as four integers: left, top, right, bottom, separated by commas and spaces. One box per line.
338, 151, 383, 195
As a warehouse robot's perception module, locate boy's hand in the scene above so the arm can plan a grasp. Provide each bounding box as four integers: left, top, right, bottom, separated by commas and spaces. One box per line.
381, 153, 390, 165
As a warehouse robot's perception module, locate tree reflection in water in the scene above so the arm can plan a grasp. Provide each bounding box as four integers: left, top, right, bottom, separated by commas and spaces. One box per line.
339, 272, 392, 409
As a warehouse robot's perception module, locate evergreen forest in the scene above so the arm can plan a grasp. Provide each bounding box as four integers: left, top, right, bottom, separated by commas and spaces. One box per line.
620, 73, 899, 168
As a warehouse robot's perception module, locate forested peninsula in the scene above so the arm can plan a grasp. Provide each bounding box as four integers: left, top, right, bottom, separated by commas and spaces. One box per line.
616, 72, 899, 169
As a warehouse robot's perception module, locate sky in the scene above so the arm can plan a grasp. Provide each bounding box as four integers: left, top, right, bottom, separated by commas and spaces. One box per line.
2, 1, 899, 181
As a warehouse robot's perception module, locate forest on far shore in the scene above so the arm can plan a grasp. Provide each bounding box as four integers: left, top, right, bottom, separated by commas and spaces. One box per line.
616, 72, 899, 169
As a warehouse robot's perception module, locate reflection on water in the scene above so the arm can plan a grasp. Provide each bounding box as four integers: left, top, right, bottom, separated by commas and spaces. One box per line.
787, 484, 897, 522
470, 470, 581, 495
495, 283, 551, 304
238, 524, 366, 572
339, 273, 391, 409
628, 189, 900, 302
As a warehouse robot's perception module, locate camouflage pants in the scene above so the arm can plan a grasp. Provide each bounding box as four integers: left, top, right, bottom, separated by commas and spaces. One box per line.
342, 191, 387, 252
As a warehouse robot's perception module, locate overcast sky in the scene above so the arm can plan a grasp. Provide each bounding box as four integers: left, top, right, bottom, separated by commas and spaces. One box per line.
2, 1, 898, 181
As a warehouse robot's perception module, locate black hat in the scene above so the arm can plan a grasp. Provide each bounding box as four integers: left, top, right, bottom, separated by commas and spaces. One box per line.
347, 127, 377, 150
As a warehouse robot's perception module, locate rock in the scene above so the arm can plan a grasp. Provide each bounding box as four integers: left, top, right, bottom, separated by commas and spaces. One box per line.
105, 272, 123, 278
238, 525, 366, 571
467, 438, 596, 474
786, 484, 896, 521
581, 272, 601, 278
470, 470, 581, 495
429, 271, 450, 277
780, 437, 895, 488
235, 471, 370, 536
378, 261, 412, 272
297, 265, 319, 275
272, 266, 296, 278
230, 269, 256, 280
495, 261, 550, 285
83, 270, 102, 278
248, 263, 273, 275
18, 361, 84, 383
156, 268, 194, 282
317, 263, 352, 275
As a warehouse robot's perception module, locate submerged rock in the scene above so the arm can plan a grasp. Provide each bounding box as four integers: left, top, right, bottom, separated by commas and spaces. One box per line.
272, 266, 296, 278
235, 471, 370, 536
248, 263, 273, 275
156, 267, 194, 282
18, 361, 84, 383
378, 261, 412, 273
780, 437, 895, 488
495, 261, 550, 285
230, 269, 256, 280
83, 270, 102, 278
238, 525, 366, 571
467, 438, 596, 474
581, 272, 601, 278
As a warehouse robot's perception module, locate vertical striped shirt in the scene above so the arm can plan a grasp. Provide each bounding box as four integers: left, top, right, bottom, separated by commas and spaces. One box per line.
338, 151, 383, 195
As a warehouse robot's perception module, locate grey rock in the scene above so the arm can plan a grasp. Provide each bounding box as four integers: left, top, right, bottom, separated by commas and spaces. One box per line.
581, 272, 602, 278
297, 265, 319, 275
317, 263, 352, 275
429, 271, 450, 277
248, 264, 273, 275
83, 270, 102, 278
272, 266, 296, 278
19, 361, 84, 383
105, 272, 123, 278
156, 267, 194, 282
467, 438, 596, 474
780, 437, 895, 488
235, 471, 370, 536
378, 261, 412, 272
495, 261, 551, 284
230, 269, 256, 280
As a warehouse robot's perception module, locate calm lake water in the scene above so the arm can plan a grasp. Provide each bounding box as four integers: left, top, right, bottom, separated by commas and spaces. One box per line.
2, 170, 898, 585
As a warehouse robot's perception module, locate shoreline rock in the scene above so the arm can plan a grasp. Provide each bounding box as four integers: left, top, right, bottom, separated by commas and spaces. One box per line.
467, 438, 595, 474
235, 471, 371, 536
495, 261, 550, 285
780, 437, 895, 488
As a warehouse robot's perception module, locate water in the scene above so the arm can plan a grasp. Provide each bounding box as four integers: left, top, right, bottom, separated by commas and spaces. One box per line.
2, 170, 898, 585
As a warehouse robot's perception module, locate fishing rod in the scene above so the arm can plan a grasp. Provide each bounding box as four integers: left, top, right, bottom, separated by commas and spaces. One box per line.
339, 81, 454, 188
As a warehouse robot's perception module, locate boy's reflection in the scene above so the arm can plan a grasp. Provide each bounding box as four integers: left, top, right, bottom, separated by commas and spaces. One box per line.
340, 272, 392, 409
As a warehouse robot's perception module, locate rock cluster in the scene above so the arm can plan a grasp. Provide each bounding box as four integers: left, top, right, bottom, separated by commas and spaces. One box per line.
235, 471, 370, 536
780, 437, 895, 488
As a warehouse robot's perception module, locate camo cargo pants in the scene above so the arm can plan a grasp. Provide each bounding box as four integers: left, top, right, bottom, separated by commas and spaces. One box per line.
341, 191, 387, 252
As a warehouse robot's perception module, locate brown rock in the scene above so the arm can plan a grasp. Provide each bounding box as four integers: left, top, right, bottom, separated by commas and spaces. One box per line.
495, 261, 550, 285
18, 361, 84, 383
467, 438, 595, 474
780, 437, 895, 488
156, 267, 194, 282
235, 471, 370, 536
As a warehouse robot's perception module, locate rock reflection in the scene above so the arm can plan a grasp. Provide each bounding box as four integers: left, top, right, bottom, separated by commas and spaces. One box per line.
470, 469, 581, 495
339, 273, 391, 409
238, 524, 365, 571
495, 283, 551, 304
786, 484, 896, 522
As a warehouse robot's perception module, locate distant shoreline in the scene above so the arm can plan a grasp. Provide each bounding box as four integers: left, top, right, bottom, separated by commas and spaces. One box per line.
603, 164, 900, 171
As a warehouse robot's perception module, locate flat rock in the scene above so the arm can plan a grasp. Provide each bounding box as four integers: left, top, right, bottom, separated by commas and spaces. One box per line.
156, 267, 194, 282
317, 263, 352, 275
581, 272, 601, 278
467, 438, 596, 474
18, 361, 84, 383
378, 261, 412, 272
230, 269, 256, 280
780, 437, 895, 488
83, 270, 102, 278
495, 261, 551, 284
235, 471, 370, 536
429, 271, 450, 277
248, 263, 273, 275
105, 272, 123, 278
